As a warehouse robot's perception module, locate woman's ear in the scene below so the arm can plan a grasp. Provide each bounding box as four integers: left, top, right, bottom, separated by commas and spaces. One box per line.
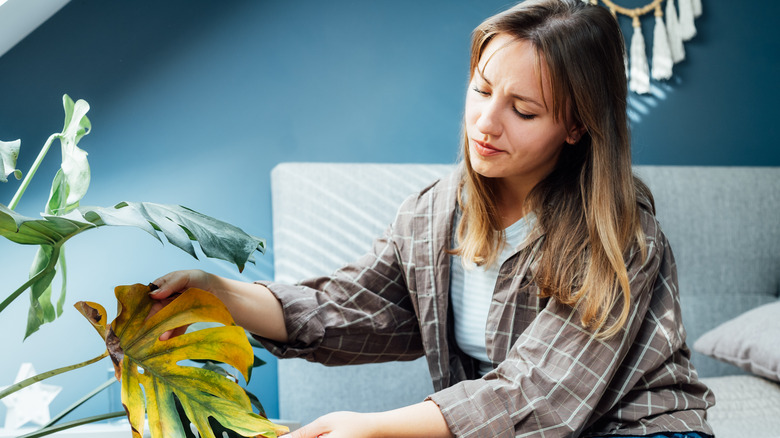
565, 122, 587, 145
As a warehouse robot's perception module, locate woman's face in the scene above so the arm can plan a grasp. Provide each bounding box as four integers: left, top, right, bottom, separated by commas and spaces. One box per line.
465, 34, 582, 194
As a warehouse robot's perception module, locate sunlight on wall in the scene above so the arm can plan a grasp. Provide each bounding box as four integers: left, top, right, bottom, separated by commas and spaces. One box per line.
627, 77, 681, 124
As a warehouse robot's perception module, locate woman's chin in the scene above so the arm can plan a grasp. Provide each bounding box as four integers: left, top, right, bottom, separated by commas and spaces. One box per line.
469, 157, 503, 179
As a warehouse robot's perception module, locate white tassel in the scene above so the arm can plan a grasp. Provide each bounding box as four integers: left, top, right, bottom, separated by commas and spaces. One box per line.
624, 51, 629, 81
677, 0, 697, 41
665, 0, 686, 63
629, 20, 650, 94
692, 0, 703, 18
652, 15, 673, 80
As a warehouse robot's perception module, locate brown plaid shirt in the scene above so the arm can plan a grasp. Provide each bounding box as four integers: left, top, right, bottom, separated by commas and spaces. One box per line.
259, 170, 715, 437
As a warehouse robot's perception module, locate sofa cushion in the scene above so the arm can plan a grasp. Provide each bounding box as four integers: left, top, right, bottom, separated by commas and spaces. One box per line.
700, 375, 780, 438
694, 300, 780, 382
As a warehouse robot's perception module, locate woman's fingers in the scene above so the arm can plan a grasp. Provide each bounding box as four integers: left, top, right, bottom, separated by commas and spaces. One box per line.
147, 270, 203, 340
284, 420, 329, 438
146, 270, 215, 341
149, 271, 193, 300
284, 412, 371, 438
158, 323, 189, 341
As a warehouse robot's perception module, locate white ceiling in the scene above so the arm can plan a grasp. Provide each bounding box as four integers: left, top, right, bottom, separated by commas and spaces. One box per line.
0, 0, 71, 58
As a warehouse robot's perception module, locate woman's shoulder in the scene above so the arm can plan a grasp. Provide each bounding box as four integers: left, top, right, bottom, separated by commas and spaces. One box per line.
636, 192, 665, 240
390, 167, 462, 237
629, 193, 673, 271
396, 167, 462, 214
633, 178, 666, 241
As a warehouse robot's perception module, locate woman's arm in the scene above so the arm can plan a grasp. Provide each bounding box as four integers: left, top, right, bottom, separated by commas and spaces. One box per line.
286, 400, 453, 438
150, 269, 288, 342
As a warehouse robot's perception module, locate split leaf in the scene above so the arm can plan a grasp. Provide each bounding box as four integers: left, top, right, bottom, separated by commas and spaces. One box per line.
80, 202, 265, 272
75, 284, 287, 438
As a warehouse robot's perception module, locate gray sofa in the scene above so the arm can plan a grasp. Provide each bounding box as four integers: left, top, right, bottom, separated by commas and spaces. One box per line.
269, 163, 780, 437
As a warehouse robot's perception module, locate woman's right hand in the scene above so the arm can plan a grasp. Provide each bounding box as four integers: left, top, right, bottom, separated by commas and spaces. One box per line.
147, 269, 289, 343
150, 269, 213, 300
147, 269, 214, 340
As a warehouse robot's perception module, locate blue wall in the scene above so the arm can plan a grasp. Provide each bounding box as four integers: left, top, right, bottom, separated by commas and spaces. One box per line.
1, 0, 778, 426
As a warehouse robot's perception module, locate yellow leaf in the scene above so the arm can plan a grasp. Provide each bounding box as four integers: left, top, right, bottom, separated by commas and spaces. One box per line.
75, 283, 288, 438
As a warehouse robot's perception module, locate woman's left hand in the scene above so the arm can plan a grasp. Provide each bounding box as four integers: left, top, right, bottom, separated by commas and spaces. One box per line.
283, 411, 376, 438
281, 401, 453, 438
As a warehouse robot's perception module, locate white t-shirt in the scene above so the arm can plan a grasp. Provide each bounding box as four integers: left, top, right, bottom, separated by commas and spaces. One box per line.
450, 212, 536, 376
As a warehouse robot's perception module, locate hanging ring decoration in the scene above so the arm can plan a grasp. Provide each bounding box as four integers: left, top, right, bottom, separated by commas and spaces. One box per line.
587, 0, 702, 94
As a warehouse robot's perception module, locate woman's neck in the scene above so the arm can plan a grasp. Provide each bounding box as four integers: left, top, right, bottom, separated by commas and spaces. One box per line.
494, 180, 531, 229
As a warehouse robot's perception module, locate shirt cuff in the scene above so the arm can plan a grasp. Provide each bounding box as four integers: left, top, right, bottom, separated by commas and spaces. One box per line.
427, 380, 514, 438
250, 280, 324, 360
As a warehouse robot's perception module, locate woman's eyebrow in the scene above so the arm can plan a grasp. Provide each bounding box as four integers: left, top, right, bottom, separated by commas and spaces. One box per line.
510, 92, 543, 109
475, 68, 544, 109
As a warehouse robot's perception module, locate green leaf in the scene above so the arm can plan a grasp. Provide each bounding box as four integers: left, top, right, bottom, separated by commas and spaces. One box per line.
56, 94, 91, 209
253, 355, 267, 368
46, 169, 72, 215
60, 94, 91, 143
1, 201, 263, 264
0, 139, 22, 183
245, 390, 266, 419
81, 202, 266, 272
1, 201, 264, 332
25, 269, 56, 337
26, 246, 57, 338
75, 284, 287, 438
0, 203, 95, 246
24, 245, 70, 338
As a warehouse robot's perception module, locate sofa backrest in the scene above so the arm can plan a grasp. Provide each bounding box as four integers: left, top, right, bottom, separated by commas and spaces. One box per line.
270, 163, 452, 424
633, 166, 780, 377
270, 162, 780, 424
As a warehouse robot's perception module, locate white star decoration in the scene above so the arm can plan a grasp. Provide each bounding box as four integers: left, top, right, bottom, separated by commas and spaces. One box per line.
1, 363, 62, 430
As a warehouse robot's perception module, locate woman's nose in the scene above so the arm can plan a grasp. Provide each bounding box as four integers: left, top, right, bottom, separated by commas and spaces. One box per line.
475, 100, 502, 138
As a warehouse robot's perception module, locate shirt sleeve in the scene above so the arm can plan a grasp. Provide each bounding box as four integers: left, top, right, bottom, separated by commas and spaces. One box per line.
253, 223, 425, 366
428, 218, 669, 437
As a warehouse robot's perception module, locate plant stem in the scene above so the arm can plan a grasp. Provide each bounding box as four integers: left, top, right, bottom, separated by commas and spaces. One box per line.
0, 350, 108, 399
17, 411, 126, 438
44, 377, 117, 428
0, 245, 60, 314
8, 133, 58, 210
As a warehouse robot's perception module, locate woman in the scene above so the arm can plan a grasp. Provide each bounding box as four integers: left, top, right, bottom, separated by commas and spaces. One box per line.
151, 0, 714, 436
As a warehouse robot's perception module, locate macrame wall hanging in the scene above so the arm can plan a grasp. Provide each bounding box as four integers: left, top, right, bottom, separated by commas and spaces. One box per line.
586, 0, 702, 94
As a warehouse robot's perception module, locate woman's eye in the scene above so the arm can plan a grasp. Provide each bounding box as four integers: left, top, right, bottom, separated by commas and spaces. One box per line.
513, 108, 536, 120
472, 86, 490, 96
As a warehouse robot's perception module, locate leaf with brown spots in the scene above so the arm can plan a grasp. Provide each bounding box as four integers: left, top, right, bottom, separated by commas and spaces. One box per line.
75, 283, 287, 438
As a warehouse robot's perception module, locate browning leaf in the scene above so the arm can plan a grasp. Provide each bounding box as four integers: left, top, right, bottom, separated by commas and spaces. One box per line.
75, 284, 287, 438
74, 300, 108, 339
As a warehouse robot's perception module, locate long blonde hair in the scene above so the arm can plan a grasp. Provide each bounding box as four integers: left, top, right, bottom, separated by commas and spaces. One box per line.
454, 0, 653, 339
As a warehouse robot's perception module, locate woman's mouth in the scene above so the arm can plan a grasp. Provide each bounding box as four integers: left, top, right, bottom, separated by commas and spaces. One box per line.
473, 139, 504, 157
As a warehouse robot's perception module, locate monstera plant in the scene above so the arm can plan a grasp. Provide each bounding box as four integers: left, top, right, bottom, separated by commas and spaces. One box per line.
0, 95, 287, 438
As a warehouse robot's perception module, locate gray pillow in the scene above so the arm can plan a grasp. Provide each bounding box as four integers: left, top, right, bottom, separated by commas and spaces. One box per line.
693, 301, 780, 382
